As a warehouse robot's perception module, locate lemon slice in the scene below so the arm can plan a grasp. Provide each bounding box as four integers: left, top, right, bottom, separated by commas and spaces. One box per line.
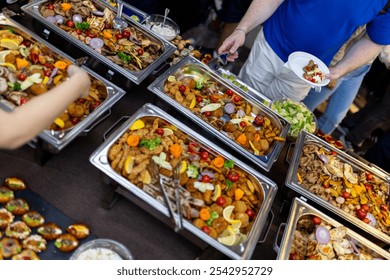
0, 38, 19, 50
0, 50, 11, 64
212, 184, 221, 201
143, 170, 151, 184
217, 226, 237, 246
222, 205, 235, 223
130, 119, 145, 130
54, 118, 65, 128
0, 62, 16, 71
179, 160, 187, 174
124, 156, 135, 174
233, 233, 247, 245
163, 128, 173, 136
167, 75, 176, 82
230, 220, 242, 233
189, 98, 196, 109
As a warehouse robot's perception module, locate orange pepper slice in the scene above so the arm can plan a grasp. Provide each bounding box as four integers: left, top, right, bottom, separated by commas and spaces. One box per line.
199, 208, 211, 221
213, 156, 225, 168
126, 135, 140, 147
54, 60, 68, 70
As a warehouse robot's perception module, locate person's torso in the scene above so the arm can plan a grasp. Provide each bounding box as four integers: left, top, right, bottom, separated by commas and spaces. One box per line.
263, 0, 388, 65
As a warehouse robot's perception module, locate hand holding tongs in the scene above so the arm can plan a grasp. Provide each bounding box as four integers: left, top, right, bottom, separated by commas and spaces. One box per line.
207, 52, 238, 70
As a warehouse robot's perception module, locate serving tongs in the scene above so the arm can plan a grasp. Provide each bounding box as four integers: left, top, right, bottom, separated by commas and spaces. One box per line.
207, 52, 238, 70
148, 160, 182, 232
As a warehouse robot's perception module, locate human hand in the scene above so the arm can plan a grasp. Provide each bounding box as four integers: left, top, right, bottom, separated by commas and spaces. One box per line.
217, 29, 245, 62
67, 65, 91, 98
327, 67, 344, 81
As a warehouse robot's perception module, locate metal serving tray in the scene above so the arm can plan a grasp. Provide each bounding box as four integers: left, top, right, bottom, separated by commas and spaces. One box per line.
285, 130, 390, 244
276, 198, 390, 259
0, 14, 126, 152
89, 103, 278, 260
216, 68, 271, 106
21, 0, 176, 84
148, 56, 290, 172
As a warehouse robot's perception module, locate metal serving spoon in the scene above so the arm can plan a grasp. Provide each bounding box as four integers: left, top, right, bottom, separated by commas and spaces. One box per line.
162, 8, 170, 28
112, 0, 127, 33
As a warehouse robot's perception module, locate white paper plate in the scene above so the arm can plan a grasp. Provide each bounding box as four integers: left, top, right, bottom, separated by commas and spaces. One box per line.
288, 51, 330, 87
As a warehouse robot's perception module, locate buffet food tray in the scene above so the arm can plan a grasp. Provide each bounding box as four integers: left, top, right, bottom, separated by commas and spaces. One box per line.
276, 198, 390, 260
285, 130, 390, 244
216, 68, 271, 106
21, 0, 176, 84
0, 14, 126, 151
148, 56, 290, 172
89, 103, 278, 259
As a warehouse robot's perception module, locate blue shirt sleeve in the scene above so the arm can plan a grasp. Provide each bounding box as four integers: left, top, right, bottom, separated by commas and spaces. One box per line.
367, 11, 390, 45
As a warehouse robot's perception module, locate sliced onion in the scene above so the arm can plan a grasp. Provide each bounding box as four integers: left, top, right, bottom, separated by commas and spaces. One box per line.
335, 196, 345, 204
47, 67, 58, 85
318, 153, 329, 164
315, 226, 330, 244
46, 16, 57, 24
72, 14, 83, 23
236, 109, 245, 118
92, 11, 105, 17
224, 103, 235, 114
349, 239, 360, 255
189, 153, 200, 162
89, 38, 104, 49
201, 170, 215, 179
54, 15, 64, 24
365, 212, 377, 227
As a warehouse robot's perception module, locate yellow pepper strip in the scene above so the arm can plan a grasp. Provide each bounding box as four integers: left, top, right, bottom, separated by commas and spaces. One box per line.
297, 172, 302, 183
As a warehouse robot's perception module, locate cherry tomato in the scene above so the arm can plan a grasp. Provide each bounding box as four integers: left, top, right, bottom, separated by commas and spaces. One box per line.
232, 95, 241, 103
380, 204, 388, 212
47, 4, 54, 10
225, 89, 234, 97
366, 173, 373, 181
155, 128, 164, 135
122, 30, 131, 38
188, 142, 200, 154
66, 20, 75, 28
363, 218, 370, 224
201, 226, 210, 235
136, 48, 144, 56
330, 151, 337, 156
200, 151, 209, 160
254, 115, 265, 125
90, 101, 101, 111
43, 69, 52, 77
204, 111, 212, 117
215, 196, 226, 207
334, 140, 343, 149
201, 175, 211, 183
116, 33, 123, 39
86, 31, 97, 38
20, 97, 29, 105
289, 253, 302, 260
21, 40, 31, 47
365, 183, 372, 191
227, 171, 239, 182
342, 191, 350, 199
312, 216, 322, 225
239, 121, 247, 128
196, 96, 203, 103
17, 73, 27, 81
361, 204, 370, 212
356, 209, 367, 220
71, 117, 80, 125
76, 29, 82, 35
179, 85, 186, 93
245, 208, 256, 219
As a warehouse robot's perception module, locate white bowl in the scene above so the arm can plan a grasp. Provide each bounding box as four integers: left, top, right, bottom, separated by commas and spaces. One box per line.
70, 239, 133, 260
143, 14, 180, 41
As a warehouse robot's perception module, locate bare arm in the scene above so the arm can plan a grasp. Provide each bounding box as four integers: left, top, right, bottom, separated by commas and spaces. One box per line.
218, 0, 285, 58
0, 65, 91, 149
329, 35, 383, 80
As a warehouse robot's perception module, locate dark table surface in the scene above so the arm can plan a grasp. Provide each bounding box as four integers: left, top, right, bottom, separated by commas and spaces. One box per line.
0, 2, 386, 260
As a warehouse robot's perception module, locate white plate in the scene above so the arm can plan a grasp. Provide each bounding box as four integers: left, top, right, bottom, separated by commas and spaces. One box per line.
288, 51, 330, 87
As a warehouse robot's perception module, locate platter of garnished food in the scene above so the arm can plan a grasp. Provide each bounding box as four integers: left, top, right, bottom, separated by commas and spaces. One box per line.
276, 198, 390, 260
285, 130, 390, 244
288, 51, 330, 87
148, 56, 290, 172
89, 103, 278, 260
0, 14, 125, 151
21, 0, 176, 84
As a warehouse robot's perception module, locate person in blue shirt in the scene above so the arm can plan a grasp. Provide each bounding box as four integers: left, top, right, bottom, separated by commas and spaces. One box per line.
218, 0, 390, 102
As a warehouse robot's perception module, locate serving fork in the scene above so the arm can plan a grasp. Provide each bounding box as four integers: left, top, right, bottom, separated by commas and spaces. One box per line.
172, 162, 183, 231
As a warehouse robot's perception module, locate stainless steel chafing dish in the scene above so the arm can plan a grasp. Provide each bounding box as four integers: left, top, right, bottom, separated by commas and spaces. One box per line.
148, 55, 290, 172
89, 103, 278, 259
285, 130, 390, 244
21, 0, 176, 84
276, 198, 390, 260
216, 68, 271, 106
0, 14, 125, 152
